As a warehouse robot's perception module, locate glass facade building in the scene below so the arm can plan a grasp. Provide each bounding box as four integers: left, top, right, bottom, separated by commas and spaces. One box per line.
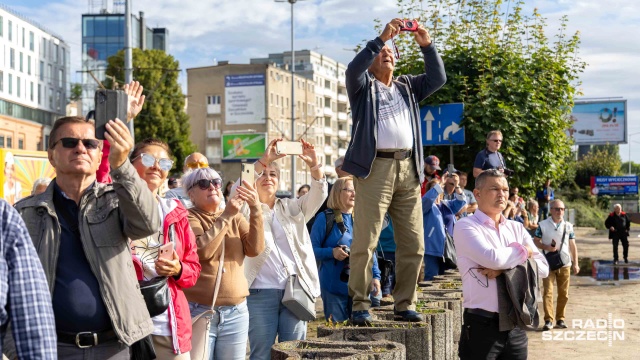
81, 11, 168, 113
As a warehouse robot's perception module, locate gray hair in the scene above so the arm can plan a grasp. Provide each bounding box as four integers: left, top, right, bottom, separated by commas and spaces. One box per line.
527, 199, 539, 211
613, 203, 622, 210
549, 199, 564, 208
474, 169, 506, 190
31, 177, 52, 194
182, 167, 221, 197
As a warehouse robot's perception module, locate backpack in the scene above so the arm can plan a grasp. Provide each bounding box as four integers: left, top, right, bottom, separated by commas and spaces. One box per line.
321, 208, 347, 248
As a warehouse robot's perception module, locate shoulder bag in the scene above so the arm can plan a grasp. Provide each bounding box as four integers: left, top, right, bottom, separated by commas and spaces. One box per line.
543, 225, 569, 271
137, 224, 176, 317
443, 228, 458, 270
273, 236, 317, 321
191, 237, 225, 360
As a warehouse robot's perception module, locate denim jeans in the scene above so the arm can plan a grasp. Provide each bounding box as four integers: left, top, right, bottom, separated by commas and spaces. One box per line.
247, 288, 307, 360
424, 254, 445, 281
322, 290, 381, 322
189, 300, 249, 360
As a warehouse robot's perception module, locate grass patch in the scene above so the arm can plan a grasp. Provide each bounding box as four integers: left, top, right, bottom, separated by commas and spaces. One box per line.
564, 199, 609, 229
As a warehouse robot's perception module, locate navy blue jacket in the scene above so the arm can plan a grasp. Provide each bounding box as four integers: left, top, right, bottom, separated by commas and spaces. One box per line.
342, 37, 447, 181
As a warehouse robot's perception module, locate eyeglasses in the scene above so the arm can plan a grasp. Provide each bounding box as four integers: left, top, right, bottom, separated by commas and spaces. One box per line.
189, 178, 223, 191
467, 267, 489, 288
551, 207, 565, 211
51, 137, 101, 150
490, 139, 503, 143
131, 153, 174, 171
342, 188, 355, 195
185, 161, 209, 170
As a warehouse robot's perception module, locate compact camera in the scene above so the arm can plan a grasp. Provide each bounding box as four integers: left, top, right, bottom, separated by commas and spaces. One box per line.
340, 246, 351, 282
503, 168, 515, 177
400, 19, 419, 32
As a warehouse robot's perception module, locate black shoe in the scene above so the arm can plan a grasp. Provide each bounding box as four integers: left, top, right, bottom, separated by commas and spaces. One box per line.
613, 260, 618, 265
625, 259, 629, 264
351, 310, 373, 326
394, 309, 424, 322
556, 320, 567, 329
542, 321, 553, 331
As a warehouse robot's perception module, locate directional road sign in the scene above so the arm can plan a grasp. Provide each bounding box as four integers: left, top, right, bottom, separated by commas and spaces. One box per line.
420, 103, 465, 146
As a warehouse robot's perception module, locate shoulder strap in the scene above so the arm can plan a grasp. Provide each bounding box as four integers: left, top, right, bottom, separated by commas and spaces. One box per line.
211, 238, 225, 309
320, 209, 346, 248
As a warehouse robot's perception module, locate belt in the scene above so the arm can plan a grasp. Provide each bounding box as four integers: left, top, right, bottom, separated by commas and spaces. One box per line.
465, 308, 499, 320
57, 329, 118, 348
376, 149, 412, 160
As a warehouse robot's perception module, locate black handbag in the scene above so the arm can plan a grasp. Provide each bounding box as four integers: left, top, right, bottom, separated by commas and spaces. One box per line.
443, 230, 457, 270
376, 246, 394, 287
130, 335, 157, 360
544, 226, 568, 271
139, 276, 170, 317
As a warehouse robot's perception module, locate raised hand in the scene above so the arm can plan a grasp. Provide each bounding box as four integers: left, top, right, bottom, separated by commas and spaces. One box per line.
298, 139, 318, 167
413, 24, 432, 47
379, 18, 403, 42
104, 119, 134, 169
123, 81, 146, 122
222, 194, 244, 218
236, 181, 260, 208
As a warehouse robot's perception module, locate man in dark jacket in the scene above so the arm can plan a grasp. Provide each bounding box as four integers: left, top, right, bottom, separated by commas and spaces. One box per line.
605, 204, 631, 264
342, 18, 446, 325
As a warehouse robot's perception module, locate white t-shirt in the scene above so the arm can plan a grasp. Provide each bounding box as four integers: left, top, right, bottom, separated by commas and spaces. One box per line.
251, 210, 298, 290
375, 81, 413, 150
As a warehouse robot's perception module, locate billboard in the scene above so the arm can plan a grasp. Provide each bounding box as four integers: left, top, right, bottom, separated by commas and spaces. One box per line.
224, 74, 266, 125
590, 176, 638, 196
569, 100, 627, 145
222, 133, 267, 161
0, 149, 56, 206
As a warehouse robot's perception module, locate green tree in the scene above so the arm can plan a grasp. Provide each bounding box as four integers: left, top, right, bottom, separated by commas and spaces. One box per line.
574, 148, 621, 187
620, 161, 640, 176
377, 0, 585, 192
105, 49, 196, 168
69, 83, 83, 103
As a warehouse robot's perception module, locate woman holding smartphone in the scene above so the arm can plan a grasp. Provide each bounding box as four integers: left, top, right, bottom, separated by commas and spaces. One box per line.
129, 138, 201, 358
245, 138, 327, 360
183, 166, 265, 360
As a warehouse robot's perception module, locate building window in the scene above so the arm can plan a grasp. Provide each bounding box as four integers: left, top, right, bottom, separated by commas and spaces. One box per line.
7, 136, 12, 148
48, 64, 52, 84
27, 56, 31, 75
29, 31, 34, 51
8, 20, 11, 41
0, 71, 3, 92
38, 84, 41, 104
206, 95, 220, 105
0, 135, 4, 148
16, 77, 20, 97
59, 69, 64, 88
8, 74, 12, 95
57, 91, 61, 111
54, 44, 59, 64
19, 52, 23, 72
39, 61, 44, 81
0, 16, 3, 37
30, 82, 34, 101
9, 48, 14, 69
18, 136, 24, 150
49, 88, 53, 108
62, 48, 66, 64
21, 28, 25, 48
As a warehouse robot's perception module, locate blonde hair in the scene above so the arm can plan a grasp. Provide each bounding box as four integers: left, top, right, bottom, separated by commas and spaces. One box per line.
486, 130, 503, 140
327, 177, 353, 211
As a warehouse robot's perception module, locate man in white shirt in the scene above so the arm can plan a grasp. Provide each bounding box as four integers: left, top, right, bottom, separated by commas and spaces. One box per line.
533, 199, 579, 331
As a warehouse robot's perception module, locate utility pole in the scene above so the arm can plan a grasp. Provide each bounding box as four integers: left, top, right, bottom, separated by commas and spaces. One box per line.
124, 0, 134, 141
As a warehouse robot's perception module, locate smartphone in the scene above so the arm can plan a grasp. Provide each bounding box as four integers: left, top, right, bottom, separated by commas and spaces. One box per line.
447, 164, 455, 174
158, 242, 174, 261
275, 141, 303, 155
550, 239, 557, 247
241, 163, 255, 187
94, 89, 128, 139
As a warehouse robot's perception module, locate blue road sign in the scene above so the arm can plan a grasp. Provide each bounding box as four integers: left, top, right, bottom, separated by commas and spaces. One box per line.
420, 103, 465, 146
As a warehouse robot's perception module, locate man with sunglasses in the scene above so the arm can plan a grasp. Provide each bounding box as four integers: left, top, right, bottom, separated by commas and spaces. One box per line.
14, 116, 161, 358
453, 169, 548, 359
164, 152, 209, 208
473, 130, 508, 178
533, 199, 579, 331
342, 18, 446, 326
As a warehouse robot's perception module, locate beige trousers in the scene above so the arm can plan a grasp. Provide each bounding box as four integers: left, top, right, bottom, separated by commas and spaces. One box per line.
348, 156, 424, 311
543, 265, 571, 322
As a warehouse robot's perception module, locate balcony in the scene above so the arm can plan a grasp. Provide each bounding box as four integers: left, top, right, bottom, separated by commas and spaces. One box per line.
324, 127, 334, 136
323, 107, 333, 116
206, 129, 221, 139
206, 104, 221, 115
338, 130, 348, 140
337, 93, 348, 103
337, 112, 347, 121
324, 145, 333, 155
323, 87, 334, 97
338, 148, 346, 156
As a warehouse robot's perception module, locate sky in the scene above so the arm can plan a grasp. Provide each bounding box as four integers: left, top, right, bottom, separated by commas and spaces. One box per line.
4, 0, 640, 166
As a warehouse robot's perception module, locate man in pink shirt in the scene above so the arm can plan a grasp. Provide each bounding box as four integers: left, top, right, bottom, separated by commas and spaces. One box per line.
453, 169, 549, 359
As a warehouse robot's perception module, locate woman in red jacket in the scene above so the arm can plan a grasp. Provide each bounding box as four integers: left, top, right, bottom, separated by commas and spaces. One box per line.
130, 138, 201, 358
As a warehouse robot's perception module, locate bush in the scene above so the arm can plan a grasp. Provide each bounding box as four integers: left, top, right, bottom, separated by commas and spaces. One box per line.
565, 199, 608, 229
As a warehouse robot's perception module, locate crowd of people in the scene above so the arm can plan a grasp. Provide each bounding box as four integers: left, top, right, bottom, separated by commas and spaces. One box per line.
0, 17, 631, 360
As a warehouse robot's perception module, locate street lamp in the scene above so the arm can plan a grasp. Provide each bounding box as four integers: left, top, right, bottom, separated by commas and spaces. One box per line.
275, 0, 306, 193
627, 131, 640, 174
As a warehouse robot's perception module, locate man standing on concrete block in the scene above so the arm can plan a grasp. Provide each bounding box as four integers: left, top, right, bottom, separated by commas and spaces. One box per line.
342, 18, 446, 326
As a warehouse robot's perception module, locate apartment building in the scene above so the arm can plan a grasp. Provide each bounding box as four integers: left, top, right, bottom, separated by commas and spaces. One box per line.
0, 4, 70, 151
187, 60, 335, 191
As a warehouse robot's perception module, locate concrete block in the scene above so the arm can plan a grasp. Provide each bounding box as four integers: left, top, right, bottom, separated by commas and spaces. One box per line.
271, 339, 405, 360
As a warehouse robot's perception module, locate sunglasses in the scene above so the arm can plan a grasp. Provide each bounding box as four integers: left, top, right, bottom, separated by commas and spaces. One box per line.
51, 137, 101, 150
189, 178, 223, 191
132, 153, 174, 171
185, 161, 209, 170
490, 139, 503, 143
551, 207, 565, 211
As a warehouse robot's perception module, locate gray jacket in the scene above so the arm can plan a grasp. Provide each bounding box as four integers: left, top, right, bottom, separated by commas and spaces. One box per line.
342, 37, 446, 181
497, 259, 540, 331
15, 160, 160, 345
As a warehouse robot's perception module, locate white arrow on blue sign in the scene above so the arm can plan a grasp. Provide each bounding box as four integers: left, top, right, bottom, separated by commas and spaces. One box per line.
420, 103, 465, 146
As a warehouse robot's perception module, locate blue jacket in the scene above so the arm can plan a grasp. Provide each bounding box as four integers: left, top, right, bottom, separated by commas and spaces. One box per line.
342, 37, 447, 181
311, 212, 380, 296
378, 215, 396, 253
422, 188, 467, 257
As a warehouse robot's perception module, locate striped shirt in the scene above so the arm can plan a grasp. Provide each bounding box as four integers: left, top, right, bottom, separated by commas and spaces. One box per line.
375, 81, 413, 150
1, 199, 57, 358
